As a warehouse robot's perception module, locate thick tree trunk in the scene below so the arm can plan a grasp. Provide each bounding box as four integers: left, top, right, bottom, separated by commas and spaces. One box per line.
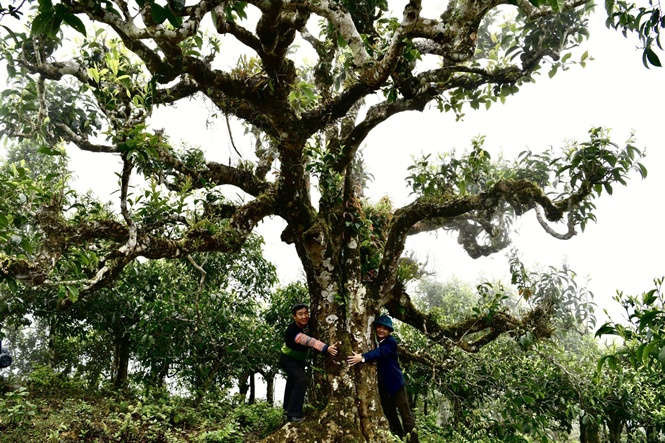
265, 156, 413, 443
87, 367, 101, 391
112, 334, 130, 389
264, 231, 393, 441
264, 363, 391, 442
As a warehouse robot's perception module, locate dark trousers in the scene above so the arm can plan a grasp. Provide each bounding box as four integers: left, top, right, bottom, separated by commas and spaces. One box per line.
379, 384, 418, 442
280, 354, 307, 418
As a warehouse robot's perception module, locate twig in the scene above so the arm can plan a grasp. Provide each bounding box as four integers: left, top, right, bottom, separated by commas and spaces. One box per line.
225, 113, 243, 158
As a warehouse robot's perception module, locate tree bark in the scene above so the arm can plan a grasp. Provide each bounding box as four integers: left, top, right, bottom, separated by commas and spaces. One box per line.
112, 334, 130, 389
607, 417, 623, 443
265, 372, 275, 406
249, 372, 256, 404
238, 373, 249, 402
645, 425, 659, 443
47, 316, 57, 367
263, 233, 393, 441
579, 415, 600, 443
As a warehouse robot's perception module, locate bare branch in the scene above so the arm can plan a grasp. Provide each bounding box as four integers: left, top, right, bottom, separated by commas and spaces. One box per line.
154, 144, 268, 196
152, 76, 201, 105
225, 113, 243, 158
333, 88, 438, 172
55, 123, 117, 153
187, 254, 207, 292
119, 156, 139, 254
536, 206, 576, 240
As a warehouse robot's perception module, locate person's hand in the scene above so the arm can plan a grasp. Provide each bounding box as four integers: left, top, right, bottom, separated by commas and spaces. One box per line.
327, 345, 338, 356
347, 352, 363, 366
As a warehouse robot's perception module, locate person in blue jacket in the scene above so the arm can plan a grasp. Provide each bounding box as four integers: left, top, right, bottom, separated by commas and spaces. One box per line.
347, 315, 418, 442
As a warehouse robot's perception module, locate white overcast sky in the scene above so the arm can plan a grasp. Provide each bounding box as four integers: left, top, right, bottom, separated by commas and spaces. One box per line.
2, 3, 663, 325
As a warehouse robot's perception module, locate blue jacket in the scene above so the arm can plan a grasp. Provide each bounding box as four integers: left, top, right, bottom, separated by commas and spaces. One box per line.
362, 335, 405, 395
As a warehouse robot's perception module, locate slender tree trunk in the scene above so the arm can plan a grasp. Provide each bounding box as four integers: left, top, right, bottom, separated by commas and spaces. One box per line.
112, 334, 130, 389
249, 372, 256, 404
155, 361, 169, 388
47, 317, 57, 367
607, 417, 623, 443
238, 372, 249, 402
452, 397, 463, 425
645, 425, 659, 443
579, 416, 600, 443
87, 367, 101, 391
265, 371, 275, 406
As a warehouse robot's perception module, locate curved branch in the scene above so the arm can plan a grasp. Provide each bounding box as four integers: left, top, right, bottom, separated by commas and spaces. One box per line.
29, 187, 277, 294
55, 123, 117, 153
119, 156, 138, 254
154, 145, 268, 197
152, 76, 201, 105
536, 206, 576, 240
332, 87, 438, 172
385, 285, 552, 353
376, 179, 589, 297
298, 1, 422, 133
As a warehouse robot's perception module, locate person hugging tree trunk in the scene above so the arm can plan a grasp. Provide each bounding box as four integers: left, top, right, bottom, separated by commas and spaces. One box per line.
280, 304, 338, 422
348, 315, 418, 442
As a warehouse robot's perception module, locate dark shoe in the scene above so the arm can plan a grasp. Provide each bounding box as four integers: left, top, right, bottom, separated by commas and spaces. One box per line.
287, 416, 305, 423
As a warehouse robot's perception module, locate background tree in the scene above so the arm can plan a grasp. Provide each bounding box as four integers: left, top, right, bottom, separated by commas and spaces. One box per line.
0, 1, 648, 440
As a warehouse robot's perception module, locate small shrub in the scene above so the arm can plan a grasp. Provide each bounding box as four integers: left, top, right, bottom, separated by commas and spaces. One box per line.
196, 420, 242, 443
0, 387, 38, 428
230, 402, 283, 438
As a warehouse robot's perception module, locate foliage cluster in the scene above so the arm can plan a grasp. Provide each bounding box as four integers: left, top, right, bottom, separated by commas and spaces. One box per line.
0, 368, 283, 442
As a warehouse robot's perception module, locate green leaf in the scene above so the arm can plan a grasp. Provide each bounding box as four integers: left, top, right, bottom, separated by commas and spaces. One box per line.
643, 342, 658, 365
165, 7, 183, 27
595, 323, 616, 337
67, 286, 79, 303
62, 11, 86, 36
604, 0, 615, 13
151, 3, 169, 24
643, 288, 658, 305
658, 346, 665, 362
644, 47, 662, 68
638, 310, 660, 329
30, 13, 52, 36
150, 3, 183, 27
38, 0, 53, 13
38, 146, 65, 156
